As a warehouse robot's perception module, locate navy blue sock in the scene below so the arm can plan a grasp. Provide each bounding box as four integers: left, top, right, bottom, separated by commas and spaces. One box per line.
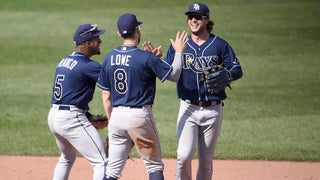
149, 171, 164, 180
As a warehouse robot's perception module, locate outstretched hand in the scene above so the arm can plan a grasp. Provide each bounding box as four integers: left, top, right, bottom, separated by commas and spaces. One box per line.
142, 41, 163, 58
170, 31, 188, 53
142, 31, 188, 57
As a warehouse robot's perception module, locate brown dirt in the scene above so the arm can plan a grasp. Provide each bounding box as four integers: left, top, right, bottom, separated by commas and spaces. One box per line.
1, 156, 319, 180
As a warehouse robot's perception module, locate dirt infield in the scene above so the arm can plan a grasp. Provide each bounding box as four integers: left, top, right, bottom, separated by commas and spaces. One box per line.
1, 156, 319, 180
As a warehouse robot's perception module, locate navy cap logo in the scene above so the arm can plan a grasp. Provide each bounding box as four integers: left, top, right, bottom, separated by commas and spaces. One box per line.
192, 4, 200, 11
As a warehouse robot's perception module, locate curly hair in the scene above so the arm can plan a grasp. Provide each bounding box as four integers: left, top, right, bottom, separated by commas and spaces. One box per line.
207, 20, 214, 33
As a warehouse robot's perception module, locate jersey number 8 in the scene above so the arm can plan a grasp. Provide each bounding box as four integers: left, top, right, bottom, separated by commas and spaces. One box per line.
114, 69, 128, 94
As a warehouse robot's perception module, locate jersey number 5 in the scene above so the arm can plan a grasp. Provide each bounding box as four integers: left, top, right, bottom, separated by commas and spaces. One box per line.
54, 74, 65, 100
114, 69, 128, 94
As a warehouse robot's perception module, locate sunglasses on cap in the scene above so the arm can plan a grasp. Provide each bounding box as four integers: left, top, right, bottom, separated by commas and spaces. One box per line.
80, 24, 98, 36
187, 15, 207, 20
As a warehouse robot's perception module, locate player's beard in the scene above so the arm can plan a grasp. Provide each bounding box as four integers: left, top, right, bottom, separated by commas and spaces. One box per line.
92, 48, 101, 55
94, 46, 101, 55
191, 25, 206, 36
189, 20, 207, 36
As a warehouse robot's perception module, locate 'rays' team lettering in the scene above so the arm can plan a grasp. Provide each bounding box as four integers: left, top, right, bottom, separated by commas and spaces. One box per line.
183, 53, 219, 73
111, 54, 131, 66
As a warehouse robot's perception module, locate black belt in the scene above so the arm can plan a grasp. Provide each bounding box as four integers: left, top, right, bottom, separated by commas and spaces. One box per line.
58, 105, 70, 111
55, 104, 87, 113
183, 99, 221, 107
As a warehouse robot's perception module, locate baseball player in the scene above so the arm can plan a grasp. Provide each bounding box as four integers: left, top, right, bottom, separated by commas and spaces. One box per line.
47, 24, 108, 180
163, 3, 243, 180
97, 13, 188, 180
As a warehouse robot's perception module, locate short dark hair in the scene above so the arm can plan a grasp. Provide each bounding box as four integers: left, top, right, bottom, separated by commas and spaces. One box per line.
121, 31, 135, 39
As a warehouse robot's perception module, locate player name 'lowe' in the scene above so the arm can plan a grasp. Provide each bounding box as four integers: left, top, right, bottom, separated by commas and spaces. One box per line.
110, 54, 130, 66
57, 58, 78, 70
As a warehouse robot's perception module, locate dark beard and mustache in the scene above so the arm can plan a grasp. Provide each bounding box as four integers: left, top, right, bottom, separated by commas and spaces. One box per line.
191, 25, 206, 36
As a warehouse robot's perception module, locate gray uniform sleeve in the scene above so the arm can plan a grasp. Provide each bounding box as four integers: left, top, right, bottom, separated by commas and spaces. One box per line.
166, 53, 183, 82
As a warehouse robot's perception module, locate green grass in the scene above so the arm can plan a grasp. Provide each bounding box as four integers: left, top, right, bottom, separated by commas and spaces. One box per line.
0, 0, 319, 161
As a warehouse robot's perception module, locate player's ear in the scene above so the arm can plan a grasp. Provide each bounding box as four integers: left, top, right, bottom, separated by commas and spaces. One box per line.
117, 31, 122, 38
83, 40, 91, 47
136, 28, 140, 34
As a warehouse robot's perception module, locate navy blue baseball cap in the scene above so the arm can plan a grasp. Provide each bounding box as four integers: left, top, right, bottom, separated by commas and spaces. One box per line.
185, 3, 210, 18
117, 13, 142, 35
73, 24, 106, 45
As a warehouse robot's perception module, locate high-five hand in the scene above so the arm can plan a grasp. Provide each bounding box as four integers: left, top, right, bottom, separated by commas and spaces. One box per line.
170, 31, 188, 53
142, 41, 163, 57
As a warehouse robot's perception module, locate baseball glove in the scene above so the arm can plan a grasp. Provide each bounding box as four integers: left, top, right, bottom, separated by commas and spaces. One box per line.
203, 65, 232, 93
86, 112, 108, 130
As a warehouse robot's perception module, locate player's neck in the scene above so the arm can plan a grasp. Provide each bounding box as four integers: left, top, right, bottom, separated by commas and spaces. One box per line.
191, 32, 210, 45
75, 46, 91, 58
123, 39, 138, 47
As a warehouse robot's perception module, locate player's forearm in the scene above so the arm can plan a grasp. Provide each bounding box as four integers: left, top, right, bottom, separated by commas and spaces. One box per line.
166, 53, 183, 82
229, 65, 243, 81
101, 90, 112, 119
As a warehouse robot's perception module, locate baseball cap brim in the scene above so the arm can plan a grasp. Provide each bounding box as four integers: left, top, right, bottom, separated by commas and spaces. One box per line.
92, 29, 106, 38
136, 21, 142, 27
185, 11, 207, 17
